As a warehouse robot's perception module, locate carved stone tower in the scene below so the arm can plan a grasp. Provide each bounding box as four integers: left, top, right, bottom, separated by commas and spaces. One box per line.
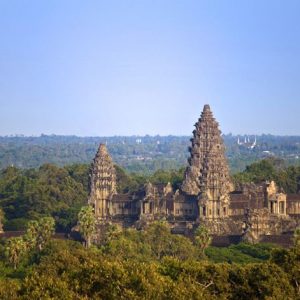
182, 104, 233, 219
88, 144, 117, 219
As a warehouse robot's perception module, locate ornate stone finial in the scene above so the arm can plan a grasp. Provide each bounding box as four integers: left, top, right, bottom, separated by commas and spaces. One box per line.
96, 143, 109, 157
203, 104, 211, 112
145, 182, 154, 196
182, 104, 232, 219
164, 182, 173, 195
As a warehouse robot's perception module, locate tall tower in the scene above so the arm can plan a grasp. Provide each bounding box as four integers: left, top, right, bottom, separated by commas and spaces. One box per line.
88, 144, 117, 219
182, 104, 233, 219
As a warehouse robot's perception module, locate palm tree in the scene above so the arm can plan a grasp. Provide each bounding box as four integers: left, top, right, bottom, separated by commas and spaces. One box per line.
78, 206, 96, 248
5, 237, 26, 269
24, 217, 55, 251
194, 225, 212, 258
293, 227, 300, 248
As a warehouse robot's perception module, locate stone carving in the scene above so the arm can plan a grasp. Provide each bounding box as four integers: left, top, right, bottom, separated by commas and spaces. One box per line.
88, 144, 116, 219
182, 104, 233, 219
87, 105, 300, 242
265, 181, 287, 215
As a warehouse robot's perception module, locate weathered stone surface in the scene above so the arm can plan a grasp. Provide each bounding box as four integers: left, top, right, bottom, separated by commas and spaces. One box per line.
88, 144, 117, 219
182, 104, 233, 220
86, 105, 300, 243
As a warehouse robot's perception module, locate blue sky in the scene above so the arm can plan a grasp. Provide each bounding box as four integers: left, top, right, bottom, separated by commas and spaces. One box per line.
0, 0, 299, 136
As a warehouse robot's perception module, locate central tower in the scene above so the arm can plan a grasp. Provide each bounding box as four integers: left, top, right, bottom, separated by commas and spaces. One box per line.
88, 144, 117, 220
182, 104, 233, 219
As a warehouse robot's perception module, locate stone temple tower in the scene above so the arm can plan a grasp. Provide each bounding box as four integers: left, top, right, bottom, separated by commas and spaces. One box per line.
182, 104, 233, 220
88, 144, 117, 219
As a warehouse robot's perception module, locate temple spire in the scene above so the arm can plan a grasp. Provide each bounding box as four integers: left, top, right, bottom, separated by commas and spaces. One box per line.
88, 143, 117, 219
182, 104, 232, 219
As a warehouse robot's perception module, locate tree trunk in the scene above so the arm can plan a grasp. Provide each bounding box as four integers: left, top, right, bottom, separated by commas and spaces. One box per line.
86, 236, 91, 248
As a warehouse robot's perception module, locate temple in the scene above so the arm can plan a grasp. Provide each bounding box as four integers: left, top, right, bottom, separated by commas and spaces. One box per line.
88, 105, 300, 242
88, 144, 117, 219
182, 104, 233, 220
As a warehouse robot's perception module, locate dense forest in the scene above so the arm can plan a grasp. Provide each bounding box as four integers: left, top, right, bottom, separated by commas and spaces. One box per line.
0, 155, 300, 298
0, 220, 299, 299
0, 157, 300, 232
1, 134, 300, 173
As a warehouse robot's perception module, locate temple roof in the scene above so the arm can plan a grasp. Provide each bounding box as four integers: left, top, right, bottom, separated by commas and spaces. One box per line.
287, 194, 300, 202
229, 193, 249, 209
112, 194, 134, 202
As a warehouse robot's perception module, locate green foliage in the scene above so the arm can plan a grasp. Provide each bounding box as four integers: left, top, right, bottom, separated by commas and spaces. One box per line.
64, 163, 90, 190
24, 217, 55, 251
0, 279, 21, 300
206, 243, 276, 264
5, 237, 27, 269
241, 263, 295, 299
0, 164, 183, 232
233, 157, 300, 193
4, 216, 55, 270
0, 208, 4, 226
149, 168, 185, 190
2, 134, 300, 174
53, 207, 81, 232
270, 231, 300, 295
77, 206, 95, 248
103, 221, 198, 262
3, 218, 29, 231
194, 225, 212, 257
233, 158, 278, 184
115, 165, 147, 193
294, 227, 300, 248
0, 164, 87, 231
0, 234, 299, 298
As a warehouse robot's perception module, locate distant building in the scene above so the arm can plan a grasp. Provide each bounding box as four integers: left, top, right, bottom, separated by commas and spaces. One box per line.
237, 135, 257, 149
88, 105, 300, 242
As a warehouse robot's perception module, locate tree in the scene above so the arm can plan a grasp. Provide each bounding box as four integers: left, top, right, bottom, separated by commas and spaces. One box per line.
194, 225, 212, 258
24, 217, 55, 251
293, 227, 300, 248
77, 206, 95, 248
0, 279, 21, 300
0, 209, 4, 232
0, 164, 87, 232
5, 237, 26, 269
102, 224, 122, 245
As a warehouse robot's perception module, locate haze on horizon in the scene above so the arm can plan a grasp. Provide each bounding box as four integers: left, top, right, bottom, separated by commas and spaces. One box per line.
0, 1, 299, 137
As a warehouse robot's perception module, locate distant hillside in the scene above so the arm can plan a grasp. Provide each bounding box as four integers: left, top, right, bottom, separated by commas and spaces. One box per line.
1, 134, 300, 173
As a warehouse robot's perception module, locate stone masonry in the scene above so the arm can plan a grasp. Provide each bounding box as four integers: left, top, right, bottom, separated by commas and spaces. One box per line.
88, 105, 300, 241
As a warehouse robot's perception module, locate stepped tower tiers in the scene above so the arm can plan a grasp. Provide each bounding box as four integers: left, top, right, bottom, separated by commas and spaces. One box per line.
88, 144, 117, 219
182, 104, 233, 220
